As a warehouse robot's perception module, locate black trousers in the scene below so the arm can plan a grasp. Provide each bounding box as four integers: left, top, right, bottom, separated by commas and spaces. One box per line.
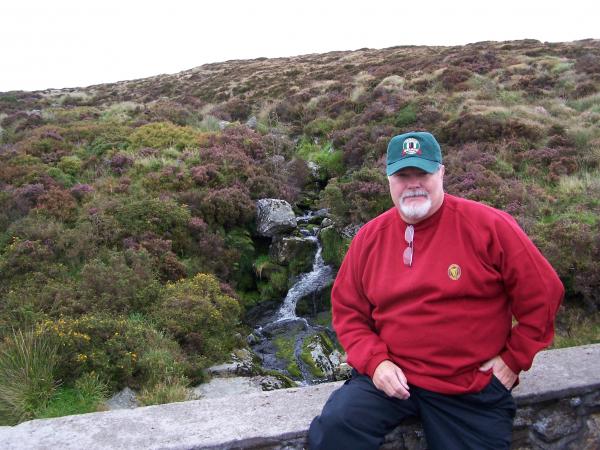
308, 371, 516, 450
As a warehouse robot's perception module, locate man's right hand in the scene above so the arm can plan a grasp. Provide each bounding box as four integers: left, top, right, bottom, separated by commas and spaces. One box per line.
372, 360, 410, 400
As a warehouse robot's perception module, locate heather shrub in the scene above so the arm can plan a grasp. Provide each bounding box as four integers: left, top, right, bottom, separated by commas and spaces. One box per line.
332, 125, 370, 169
11, 183, 46, 216
190, 163, 222, 187
113, 197, 191, 248
574, 53, 600, 75
209, 98, 252, 122
78, 250, 163, 315
0, 329, 59, 425
438, 67, 473, 91
69, 183, 94, 201
274, 96, 308, 125
534, 217, 600, 312
16, 127, 72, 159
109, 152, 134, 174
123, 232, 187, 281
143, 100, 192, 126
34, 187, 78, 222
152, 273, 242, 364
198, 186, 255, 228
0, 237, 56, 282
245, 174, 280, 199
129, 122, 201, 150
183, 216, 239, 280
440, 113, 542, 144
139, 164, 194, 193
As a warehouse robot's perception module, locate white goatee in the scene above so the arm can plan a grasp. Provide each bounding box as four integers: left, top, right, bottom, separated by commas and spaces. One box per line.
399, 190, 432, 220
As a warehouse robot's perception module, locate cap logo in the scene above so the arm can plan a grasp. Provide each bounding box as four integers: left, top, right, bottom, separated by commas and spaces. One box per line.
448, 264, 461, 281
402, 138, 421, 156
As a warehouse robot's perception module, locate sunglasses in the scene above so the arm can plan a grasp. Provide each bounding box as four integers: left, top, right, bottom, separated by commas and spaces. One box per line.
404, 225, 414, 267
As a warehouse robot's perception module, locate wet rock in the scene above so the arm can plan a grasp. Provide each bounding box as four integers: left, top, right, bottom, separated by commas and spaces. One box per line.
270, 236, 317, 273
256, 199, 297, 237
301, 332, 343, 381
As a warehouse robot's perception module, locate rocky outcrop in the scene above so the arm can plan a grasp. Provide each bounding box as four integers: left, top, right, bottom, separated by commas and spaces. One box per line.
256, 199, 297, 237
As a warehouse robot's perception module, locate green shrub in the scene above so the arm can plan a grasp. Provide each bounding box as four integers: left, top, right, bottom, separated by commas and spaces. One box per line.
152, 274, 242, 365
296, 139, 344, 181
257, 265, 289, 302
0, 329, 59, 425
304, 117, 336, 137
46, 167, 76, 187
319, 227, 351, 268
129, 122, 201, 150
394, 103, 417, 128
57, 156, 82, 176
0, 272, 75, 333
36, 314, 177, 390
225, 228, 256, 291
78, 250, 163, 315
113, 197, 191, 240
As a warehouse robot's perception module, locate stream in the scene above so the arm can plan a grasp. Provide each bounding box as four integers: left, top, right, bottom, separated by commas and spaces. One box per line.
249, 213, 340, 385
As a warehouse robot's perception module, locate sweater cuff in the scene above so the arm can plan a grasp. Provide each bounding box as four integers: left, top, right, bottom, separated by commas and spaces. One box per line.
499, 350, 521, 375
365, 352, 391, 378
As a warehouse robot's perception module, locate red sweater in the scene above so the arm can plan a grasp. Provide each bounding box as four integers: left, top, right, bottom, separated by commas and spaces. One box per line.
332, 194, 564, 394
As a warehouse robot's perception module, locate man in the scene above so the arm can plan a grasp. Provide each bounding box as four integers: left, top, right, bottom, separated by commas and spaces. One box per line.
308, 131, 564, 449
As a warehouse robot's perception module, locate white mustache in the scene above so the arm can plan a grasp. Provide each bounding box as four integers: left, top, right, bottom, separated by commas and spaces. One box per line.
401, 190, 429, 200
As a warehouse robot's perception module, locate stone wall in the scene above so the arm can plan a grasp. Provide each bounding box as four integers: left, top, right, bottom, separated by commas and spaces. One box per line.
1, 344, 599, 449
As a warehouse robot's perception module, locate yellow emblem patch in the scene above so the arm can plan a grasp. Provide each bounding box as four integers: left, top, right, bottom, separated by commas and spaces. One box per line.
448, 264, 461, 281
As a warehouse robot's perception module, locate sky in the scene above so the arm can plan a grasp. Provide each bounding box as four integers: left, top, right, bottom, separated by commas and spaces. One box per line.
1, 0, 599, 92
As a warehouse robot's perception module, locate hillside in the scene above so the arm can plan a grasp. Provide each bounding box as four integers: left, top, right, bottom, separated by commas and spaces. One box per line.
1, 39, 599, 422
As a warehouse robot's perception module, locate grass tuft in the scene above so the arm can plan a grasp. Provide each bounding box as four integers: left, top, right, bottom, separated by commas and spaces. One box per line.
0, 329, 59, 425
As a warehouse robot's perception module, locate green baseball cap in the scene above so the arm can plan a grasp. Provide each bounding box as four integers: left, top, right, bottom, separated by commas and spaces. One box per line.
386, 131, 442, 176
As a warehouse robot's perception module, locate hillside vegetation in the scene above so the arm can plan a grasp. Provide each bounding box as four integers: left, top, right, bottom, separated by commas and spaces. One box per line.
1, 39, 599, 422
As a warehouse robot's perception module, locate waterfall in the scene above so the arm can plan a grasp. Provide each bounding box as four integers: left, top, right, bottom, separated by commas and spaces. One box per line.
275, 235, 333, 321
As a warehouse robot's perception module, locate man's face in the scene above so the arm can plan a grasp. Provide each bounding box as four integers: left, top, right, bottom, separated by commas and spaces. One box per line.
388, 165, 445, 224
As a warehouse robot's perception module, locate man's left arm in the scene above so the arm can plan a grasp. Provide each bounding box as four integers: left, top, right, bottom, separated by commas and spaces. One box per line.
481, 215, 564, 388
